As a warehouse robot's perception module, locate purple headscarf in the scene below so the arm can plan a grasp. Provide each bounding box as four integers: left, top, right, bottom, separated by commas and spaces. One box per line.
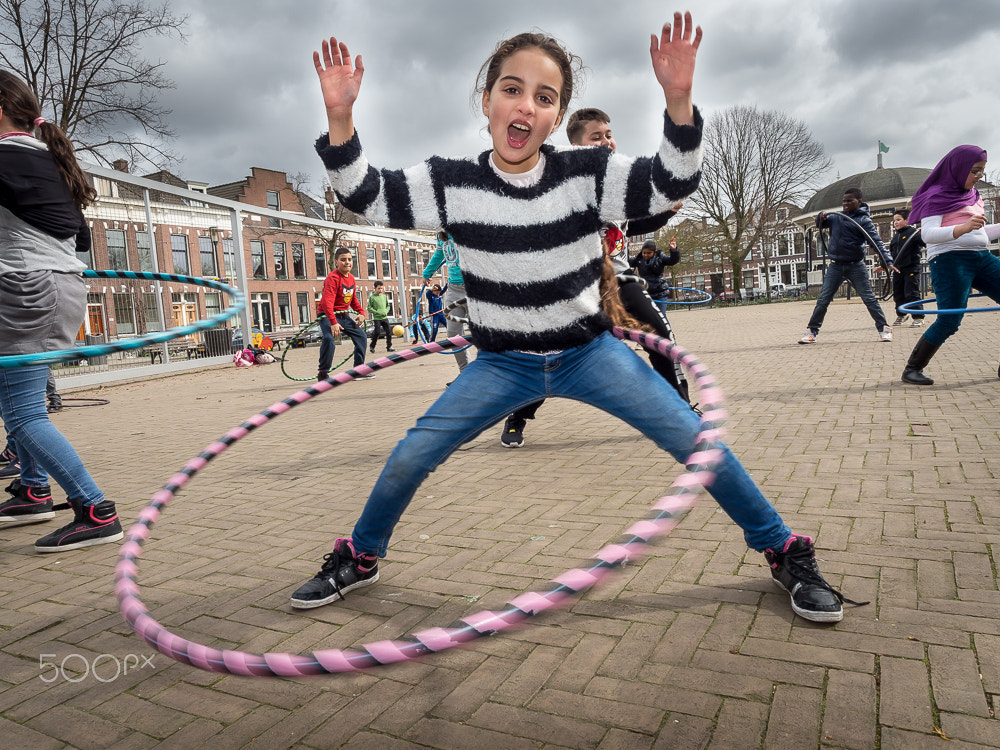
908, 144, 987, 224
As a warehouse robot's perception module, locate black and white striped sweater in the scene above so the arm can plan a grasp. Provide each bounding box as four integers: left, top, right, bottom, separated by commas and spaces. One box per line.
316, 108, 702, 353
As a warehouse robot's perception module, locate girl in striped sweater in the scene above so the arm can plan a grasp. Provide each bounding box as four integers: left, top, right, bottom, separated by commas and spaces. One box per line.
291, 13, 854, 623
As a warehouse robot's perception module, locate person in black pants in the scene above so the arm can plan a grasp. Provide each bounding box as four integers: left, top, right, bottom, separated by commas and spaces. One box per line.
889, 208, 926, 327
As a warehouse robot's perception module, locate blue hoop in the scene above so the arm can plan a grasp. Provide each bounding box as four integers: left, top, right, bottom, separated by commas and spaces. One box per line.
414, 286, 471, 354
654, 287, 713, 306
898, 293, 1000, 316
0, 270, 244, 369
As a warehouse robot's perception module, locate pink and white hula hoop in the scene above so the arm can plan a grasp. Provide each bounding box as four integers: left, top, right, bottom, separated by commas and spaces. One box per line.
115, 329, 727, 676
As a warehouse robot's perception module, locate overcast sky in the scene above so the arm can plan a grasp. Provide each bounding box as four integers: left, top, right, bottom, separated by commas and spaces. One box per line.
139, 0, 999, 205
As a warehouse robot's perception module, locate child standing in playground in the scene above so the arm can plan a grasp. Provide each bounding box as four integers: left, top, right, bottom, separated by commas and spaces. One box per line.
799, 188, 898, 344
0, 70, 123, 551
366, 280, 394, 353
424, 283, 447, 342
317, 246, 371, 380
630, 237, 681, 315
890, 208, 926, 327
293, 13, 857, 623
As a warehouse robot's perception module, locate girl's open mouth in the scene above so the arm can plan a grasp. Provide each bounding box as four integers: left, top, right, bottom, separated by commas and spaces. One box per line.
507, 122, 530, 148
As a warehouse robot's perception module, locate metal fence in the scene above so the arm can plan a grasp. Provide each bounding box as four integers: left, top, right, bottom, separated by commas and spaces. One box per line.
54, 164, 433, 389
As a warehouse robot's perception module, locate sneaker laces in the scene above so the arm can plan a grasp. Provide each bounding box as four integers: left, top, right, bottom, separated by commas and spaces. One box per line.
314, 540, 375, 601
779, 544, 869, 607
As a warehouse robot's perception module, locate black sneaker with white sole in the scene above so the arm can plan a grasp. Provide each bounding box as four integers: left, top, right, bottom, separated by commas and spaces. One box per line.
34, 497, 123, 552
763, 535, 867, 623
0, 483, 54, 527
500, 416, 526, 448
290, 538, 379, 609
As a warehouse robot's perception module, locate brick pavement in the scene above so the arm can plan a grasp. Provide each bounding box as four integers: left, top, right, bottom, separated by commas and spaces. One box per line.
1, 297, 997, 749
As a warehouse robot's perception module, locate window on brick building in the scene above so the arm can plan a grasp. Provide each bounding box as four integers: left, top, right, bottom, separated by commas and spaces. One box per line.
107, 229, 129, 270
277, 292, 292, 326
315, 245, 327, 277
267, 190, 282, 228
137, 232, 153, 273
199, 235, 218, 277
251, 240, 266, 278
171, 234, 189, 275
296, 292, 310, 324
274, 242, 287, 279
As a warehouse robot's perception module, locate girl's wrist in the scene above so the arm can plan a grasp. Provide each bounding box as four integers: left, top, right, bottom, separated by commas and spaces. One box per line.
664, 94, 694, 126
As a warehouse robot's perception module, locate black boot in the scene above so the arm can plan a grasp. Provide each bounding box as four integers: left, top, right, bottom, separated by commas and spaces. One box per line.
901, 336, 942, 385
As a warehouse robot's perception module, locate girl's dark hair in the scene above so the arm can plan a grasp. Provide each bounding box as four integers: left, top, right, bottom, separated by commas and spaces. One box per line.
0, 69, 96, 208
599, 256, 644, 331
474, 31, 583, 117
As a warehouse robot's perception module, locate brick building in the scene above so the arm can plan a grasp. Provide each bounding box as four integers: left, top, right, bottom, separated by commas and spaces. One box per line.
81, 164, 436, 344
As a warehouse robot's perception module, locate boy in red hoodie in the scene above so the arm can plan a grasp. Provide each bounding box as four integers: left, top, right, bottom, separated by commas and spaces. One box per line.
317, 247, 371, 380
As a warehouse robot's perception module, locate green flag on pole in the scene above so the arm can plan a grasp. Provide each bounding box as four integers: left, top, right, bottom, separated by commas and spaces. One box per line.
879, 141, 890, 153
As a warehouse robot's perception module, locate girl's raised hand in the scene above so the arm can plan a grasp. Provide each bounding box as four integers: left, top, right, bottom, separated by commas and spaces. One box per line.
314, 37, 364, 140
649, 11, 701, 125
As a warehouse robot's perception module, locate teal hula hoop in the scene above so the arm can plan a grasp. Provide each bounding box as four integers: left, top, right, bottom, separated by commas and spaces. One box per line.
0, 270, 244, 369
898, 293, 1000, 316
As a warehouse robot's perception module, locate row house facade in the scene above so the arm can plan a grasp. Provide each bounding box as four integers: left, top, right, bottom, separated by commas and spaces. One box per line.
81, 164, 437, 343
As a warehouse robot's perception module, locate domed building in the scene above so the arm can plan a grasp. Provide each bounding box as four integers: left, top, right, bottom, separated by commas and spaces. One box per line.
793, 163, 933, 290
803, 166, 931, 215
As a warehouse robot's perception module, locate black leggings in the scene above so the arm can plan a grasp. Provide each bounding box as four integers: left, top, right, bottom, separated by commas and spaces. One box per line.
509, 279, 689, 423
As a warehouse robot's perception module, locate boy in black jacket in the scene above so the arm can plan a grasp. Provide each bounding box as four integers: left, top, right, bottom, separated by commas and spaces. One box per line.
799, 188, 898, 344
889, 208, 926, 327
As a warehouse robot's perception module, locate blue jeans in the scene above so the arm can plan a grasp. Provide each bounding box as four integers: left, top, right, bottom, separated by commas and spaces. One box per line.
0, 364, 103, 503
925, 250, 1000, 346
352, 332, 791, 556
318, 313, 368, 371
807, 261, 888, 332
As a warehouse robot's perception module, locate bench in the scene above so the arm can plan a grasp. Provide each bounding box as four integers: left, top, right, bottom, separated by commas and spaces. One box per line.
143, 343, 208, 364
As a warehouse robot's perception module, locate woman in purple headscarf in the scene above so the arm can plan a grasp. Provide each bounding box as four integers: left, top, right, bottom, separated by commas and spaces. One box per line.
901, 145, 1000, 385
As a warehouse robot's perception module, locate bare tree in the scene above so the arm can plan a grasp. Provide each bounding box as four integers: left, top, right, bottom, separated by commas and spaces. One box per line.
687, 105, 830, 295
286, 171, 383, 272
0, 0, 186, 170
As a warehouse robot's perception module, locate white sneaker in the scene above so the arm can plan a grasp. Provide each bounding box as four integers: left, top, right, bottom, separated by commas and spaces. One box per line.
910, 319, 924, 327
880, 327, 893, 342
356, 373, 376, 380
798, 330, 817, 344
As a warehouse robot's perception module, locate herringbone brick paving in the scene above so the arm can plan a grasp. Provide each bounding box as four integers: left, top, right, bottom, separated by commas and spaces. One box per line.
1, 297, 997, 749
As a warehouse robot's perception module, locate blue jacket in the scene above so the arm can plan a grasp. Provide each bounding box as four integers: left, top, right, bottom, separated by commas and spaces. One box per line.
816, 203, 890, 265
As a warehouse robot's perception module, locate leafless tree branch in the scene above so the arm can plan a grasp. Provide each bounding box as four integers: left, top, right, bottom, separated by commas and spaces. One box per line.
0, 0, 186, 171
686, 105, 830, 293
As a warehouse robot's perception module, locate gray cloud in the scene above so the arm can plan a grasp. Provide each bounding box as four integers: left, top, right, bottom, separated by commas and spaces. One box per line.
132, 0, 998, 204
